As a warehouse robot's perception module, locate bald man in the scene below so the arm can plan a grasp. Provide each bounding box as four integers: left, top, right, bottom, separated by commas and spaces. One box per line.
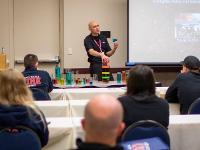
76, 94, 125, 150
84, 21, 118, 81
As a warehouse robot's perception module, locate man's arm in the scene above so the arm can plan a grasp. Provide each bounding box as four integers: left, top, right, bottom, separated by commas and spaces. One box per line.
105, 42, 118, 57
88, 49, 104, 58
88, 49, 109, 64
165, 80, 179, 103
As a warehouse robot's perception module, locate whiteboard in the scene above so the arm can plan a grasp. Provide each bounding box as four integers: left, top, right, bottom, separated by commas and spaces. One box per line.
128, 0, 200, 64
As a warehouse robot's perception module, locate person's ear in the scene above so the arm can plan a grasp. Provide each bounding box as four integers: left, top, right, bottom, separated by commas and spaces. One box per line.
181, 65, 189, 73
35, 62, 39, 68
81, 118, 86, 130
117, 122, 125, 137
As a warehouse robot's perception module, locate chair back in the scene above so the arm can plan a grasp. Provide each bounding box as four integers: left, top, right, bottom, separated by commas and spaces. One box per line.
31, 88, 51, 101
121, 120, 170, 147
188, 97, 200, 114
120, 137, 169, 150
0, 126, 41, 150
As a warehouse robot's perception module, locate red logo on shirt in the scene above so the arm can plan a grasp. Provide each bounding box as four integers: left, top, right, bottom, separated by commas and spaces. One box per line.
25, 76, 41, 87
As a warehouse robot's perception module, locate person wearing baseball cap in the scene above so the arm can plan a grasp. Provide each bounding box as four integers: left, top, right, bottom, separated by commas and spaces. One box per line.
180, 56, 200, 73
165, 56, 200, 114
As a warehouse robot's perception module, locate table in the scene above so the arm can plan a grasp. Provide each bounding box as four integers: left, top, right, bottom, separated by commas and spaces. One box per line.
43, 115, 200, 150
48, 86, 179, 115
36, 99, 179, 118
50, 87, 169, 100
53, 81, 126, 89
169, 115, 200, 150
35, 100, 89, 117
50, 87, 125, 100
43, 117, 83, 150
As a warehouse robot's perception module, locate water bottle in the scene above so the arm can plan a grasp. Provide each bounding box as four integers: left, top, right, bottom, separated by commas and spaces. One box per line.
66, 70, 72, 85
55, 64, 61, 80
117, 72, 122, 83
122, 71, 126, 83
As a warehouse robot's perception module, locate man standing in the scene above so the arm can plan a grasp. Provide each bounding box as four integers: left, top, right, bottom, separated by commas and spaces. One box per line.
84, 21, 118, 81
76, 94, 125, 150
165, 56, 200, 114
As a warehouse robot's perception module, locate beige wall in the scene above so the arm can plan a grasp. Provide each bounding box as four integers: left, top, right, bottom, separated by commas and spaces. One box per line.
0, 0, 127, 74
63, 0, 127, 68
0, 0, 14, 67
14, 0, 60, 61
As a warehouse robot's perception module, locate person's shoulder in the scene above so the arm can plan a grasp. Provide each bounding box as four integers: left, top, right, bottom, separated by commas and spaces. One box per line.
37, 70, 50, 75
84, 34, 92, 40
118, 95, 127, 100
118, 95, 132, 103
172, 72, 188, 82
154, 96, 169, 107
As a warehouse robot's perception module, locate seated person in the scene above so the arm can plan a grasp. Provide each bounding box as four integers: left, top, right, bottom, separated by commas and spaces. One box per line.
165, 55, 200, 114
76, 94, 125, 150
118, 65, 169, 129
22, 54, 53, 100
0, 69, 49, 147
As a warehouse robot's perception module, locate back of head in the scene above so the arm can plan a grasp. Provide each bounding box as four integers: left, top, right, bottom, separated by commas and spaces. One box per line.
127, 65, 155, 95
0, 69, 34, 105
182, 55, 200, 71
24, 54, 38, 69
83, 94, 124, 141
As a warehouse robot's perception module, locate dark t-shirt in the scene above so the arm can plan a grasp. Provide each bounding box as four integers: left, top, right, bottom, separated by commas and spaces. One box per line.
75, 141, 123, 150
118, 95, 169, 129
22, 67, 53, 93
84, 34, 111, 63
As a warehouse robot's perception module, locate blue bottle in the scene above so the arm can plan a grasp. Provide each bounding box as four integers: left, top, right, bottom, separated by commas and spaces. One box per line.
55, 64, 61, 80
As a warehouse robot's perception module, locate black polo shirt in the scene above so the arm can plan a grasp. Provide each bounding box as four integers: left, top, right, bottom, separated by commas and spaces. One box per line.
84, 34, 112, 63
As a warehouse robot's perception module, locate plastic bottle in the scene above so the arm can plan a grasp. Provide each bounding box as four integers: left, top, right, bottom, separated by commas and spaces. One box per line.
55, 64, 61, 80
122, 71, 126, 83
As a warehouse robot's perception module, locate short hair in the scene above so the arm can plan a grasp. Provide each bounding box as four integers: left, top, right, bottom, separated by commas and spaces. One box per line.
24, 54, 38, 68
127, 65, 155, 95
181, 56, 200, 70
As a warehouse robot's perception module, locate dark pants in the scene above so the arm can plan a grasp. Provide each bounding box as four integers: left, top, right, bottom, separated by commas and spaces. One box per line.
89, 63, 114, 81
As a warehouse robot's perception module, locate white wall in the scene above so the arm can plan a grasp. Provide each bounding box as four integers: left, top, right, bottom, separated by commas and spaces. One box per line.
63, 0, 127, 68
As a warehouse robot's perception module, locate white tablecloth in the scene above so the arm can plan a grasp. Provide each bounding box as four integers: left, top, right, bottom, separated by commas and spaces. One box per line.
35, 100, 89, 117
43, 117, 83, 150
36, 99, 179, 118
50, 88, 125, 100
169, 115, 200, 150
50, 87, 169, 100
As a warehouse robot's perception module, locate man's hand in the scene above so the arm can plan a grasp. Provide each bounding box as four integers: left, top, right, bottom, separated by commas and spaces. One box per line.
100, 53, 110, 65
113, 42, 119, 50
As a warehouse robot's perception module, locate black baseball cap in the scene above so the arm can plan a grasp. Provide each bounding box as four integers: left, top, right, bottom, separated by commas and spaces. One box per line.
181, 56, 200, 70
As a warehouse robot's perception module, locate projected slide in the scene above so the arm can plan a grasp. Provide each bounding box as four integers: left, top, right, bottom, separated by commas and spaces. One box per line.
175, 13, 200, 42
128, 0, 200, 64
